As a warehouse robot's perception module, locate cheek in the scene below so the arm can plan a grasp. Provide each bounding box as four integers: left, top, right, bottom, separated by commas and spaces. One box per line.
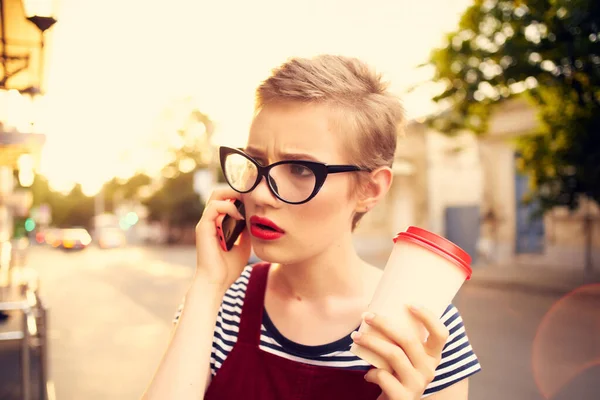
294, 178, 355, 228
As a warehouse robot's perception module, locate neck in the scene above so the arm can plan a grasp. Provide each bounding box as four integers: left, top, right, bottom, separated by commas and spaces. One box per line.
274, 232, 368, 300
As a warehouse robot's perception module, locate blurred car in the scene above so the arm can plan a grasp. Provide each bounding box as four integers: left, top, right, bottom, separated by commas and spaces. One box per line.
97, 228, 127, 249
43, 228, 61, 246
35, 230, 45, 244
52, 228, 92, 250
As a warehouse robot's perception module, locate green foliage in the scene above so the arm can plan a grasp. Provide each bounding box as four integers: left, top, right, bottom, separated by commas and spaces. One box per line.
13, 217, 27, 238
103, 173, 152, 212
62, 184, 95, 228
25, 102, 215, 231
29, 178, 95, 228
143, 171, 204, 226
428, 0, 600, 210
22, 174, 92, 228
142, 105, 215, 227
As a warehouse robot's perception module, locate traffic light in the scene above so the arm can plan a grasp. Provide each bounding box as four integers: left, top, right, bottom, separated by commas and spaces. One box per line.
125, 212, 139, 226
119, 212, 139, 230
24, 218, 36, 232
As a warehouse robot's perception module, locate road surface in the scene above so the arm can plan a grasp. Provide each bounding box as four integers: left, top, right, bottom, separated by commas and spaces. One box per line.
9, 245, 598, 400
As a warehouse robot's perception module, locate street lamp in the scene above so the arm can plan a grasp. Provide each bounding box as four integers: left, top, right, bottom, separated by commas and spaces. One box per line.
21, 0, 56, 94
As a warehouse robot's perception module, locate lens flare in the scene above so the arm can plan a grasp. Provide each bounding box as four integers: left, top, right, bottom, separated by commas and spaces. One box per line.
532, 284, 600, 399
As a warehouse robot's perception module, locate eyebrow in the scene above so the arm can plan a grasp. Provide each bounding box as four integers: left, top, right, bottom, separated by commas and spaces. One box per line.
244, 146, 322, 162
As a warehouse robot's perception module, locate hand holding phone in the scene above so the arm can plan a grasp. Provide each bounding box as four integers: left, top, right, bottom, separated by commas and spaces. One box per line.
215, 199, 246, 251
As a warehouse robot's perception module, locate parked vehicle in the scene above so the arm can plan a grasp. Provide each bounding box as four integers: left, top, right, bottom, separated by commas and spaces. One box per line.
52, 228, 92, 251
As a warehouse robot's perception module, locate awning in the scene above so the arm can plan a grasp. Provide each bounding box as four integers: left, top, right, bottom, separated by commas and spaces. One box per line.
0, 0, 45, 92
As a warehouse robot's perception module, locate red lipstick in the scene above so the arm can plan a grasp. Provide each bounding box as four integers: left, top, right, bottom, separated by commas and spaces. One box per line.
249, 216, 284, 240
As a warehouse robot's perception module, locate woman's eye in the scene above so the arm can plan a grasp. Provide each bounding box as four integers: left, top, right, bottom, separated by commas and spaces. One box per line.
290, 165, 311, 176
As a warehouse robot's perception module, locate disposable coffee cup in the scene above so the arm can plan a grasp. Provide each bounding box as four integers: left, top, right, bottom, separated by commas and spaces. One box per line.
350, 226, 472, 370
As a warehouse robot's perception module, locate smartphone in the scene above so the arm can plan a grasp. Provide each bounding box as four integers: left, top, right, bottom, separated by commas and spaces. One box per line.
215, 199, 246, 251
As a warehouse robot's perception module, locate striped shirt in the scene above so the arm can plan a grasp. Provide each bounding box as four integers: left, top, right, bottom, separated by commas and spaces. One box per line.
174, 265, 481, 397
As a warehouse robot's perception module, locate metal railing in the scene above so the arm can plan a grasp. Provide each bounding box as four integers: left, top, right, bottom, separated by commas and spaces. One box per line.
0, 239, 52, 400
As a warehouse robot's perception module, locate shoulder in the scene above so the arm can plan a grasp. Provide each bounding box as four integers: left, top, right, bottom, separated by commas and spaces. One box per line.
229, 265, 254, 289
440, 304, 461, 325
439, 304, 470, 351
173, 264, 259, 325
220, 265, 254, 305
210, 263, 270, 376
424, 304, 481, 396
222, 262, 270, 299
229, 263, 269, 287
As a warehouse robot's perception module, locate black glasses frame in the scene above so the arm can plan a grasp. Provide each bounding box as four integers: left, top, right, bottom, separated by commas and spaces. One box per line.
219, 146, 369, 205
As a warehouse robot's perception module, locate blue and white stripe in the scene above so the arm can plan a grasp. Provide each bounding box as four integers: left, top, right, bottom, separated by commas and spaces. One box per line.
174, 265, 481, 396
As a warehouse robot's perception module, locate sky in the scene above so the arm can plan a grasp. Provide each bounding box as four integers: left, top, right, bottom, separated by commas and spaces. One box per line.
36, 0, 472, 194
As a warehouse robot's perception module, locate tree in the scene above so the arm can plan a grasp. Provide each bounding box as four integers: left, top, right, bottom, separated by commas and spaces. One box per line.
427, 0, 600, 272
143, 170, 205, 244
143, 101, 215, 240
28, 173, 54, 207
60, 184, 95, 228
27, 173, 150, 230
121, 173, 152, 200
26, 174, 94, 229
94, 172, 153, 219
144, 171, 204, 226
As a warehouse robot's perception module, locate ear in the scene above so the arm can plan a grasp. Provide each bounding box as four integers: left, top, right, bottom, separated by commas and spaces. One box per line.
355, 166, 393, 212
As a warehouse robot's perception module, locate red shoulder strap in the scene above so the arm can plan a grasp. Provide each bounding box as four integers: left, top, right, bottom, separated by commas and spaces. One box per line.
237, 263, 270, 346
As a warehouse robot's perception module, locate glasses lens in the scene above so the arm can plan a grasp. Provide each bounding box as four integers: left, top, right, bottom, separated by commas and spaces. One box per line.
224, 153, 258, 192
269, 163, 317, 203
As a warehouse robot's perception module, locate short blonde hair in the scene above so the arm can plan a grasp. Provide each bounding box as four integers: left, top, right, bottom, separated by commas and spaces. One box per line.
255, 55, 405, 230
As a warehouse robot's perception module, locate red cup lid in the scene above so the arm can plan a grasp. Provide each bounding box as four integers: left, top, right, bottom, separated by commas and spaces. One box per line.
393, 226, 472, 279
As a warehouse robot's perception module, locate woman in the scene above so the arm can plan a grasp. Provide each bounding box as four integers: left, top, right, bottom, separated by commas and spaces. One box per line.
144, 55, 481, 399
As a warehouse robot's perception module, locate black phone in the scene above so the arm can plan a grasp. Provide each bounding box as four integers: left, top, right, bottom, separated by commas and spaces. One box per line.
216, 199, 246, 251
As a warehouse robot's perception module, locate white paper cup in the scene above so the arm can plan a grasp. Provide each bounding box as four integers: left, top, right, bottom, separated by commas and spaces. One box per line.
350, 226, 472, 370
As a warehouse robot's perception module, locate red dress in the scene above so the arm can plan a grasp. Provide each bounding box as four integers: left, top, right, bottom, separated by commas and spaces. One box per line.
205, 263, 382, 399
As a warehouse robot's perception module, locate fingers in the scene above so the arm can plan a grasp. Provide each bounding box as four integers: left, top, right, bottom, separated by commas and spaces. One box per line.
197, 187, 244, 228
361, 312, 429, 372
364, 369, 406, 399
203, 200, 244, 222
206, 187, 241, 203
408, 306, 449, 357
351, 331, 420, 388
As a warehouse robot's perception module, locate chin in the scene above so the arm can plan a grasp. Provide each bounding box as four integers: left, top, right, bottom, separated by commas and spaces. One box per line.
252, 242, 286, 263
251, 240, 309, 265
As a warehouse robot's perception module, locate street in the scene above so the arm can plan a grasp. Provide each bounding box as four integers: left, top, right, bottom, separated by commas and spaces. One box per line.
18, 245, 600, 400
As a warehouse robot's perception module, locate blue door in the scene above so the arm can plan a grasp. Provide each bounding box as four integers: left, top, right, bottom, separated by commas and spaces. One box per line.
515, 170, 544, 253
445, 206, 480, 263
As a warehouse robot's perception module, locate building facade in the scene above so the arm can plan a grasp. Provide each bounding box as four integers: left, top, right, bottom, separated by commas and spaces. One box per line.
1, 0, 55, 248
355, 99, 600, 271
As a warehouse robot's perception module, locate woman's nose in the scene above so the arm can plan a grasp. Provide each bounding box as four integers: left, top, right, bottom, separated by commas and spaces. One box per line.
250, 174, 279, 206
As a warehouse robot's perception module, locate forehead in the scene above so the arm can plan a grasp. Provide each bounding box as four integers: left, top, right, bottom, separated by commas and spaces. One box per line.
247, 102, 347, 162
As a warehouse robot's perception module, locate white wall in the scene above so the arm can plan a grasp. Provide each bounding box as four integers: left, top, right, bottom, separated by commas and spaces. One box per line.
477, 140, 517, 263
425, 130, 483, 236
